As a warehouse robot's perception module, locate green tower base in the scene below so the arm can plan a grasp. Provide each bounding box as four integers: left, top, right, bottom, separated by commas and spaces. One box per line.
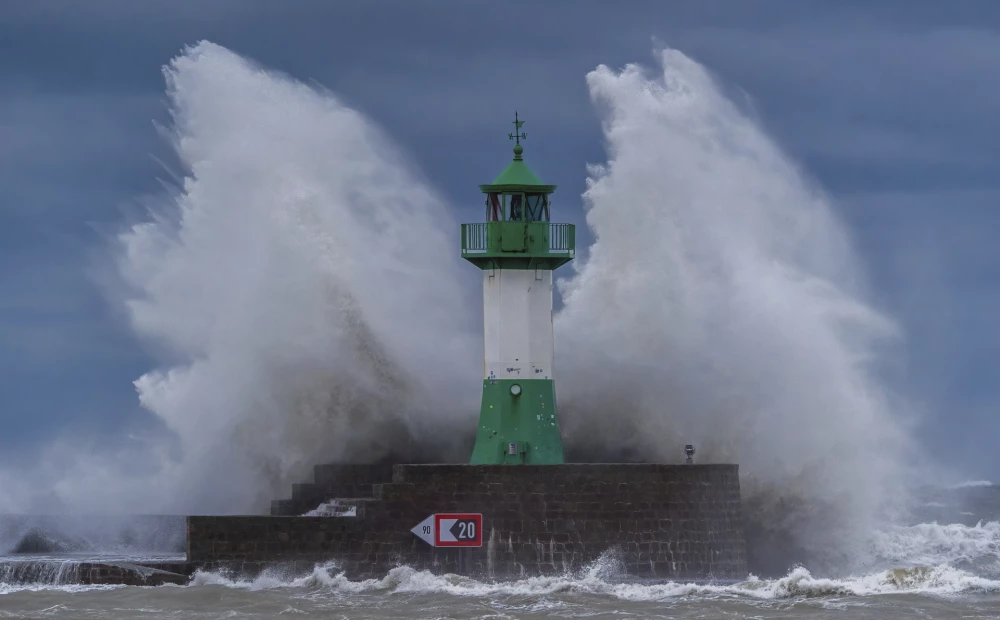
469, 379, 565, 464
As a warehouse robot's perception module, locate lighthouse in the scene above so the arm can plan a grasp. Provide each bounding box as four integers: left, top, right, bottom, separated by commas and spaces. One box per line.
461, 114, 575, 465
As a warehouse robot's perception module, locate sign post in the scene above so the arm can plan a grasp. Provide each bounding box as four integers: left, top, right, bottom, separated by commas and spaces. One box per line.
410, 513, 483, 547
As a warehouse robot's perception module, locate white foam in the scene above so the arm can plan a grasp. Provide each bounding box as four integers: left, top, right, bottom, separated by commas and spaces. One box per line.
187, 561, 1000, 600
0, 583, 124, 596
302, 501, 357, 517
190, 561, 398, 593
872, 521, 1000, 570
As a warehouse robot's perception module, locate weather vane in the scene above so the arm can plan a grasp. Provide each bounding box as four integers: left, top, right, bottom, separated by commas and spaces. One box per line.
508, 112, 526, 145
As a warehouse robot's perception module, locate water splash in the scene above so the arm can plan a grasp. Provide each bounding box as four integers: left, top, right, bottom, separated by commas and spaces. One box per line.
2, 43, 918, 576
106, 42, 480, 513
187, 557, 1000, 600
873, 521, 1000, 574
301, 500, 357, 517
555, 49, 911, 571
0, 560, 82, 587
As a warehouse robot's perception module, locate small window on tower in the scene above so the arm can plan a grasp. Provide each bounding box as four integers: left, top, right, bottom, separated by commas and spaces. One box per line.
508, 193, 523, 221
486, 193, 502, 221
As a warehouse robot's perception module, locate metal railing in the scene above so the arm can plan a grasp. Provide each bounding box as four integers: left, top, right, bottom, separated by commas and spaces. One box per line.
462, 222, 574, 255
548, 223, 574, 254
463, 223, 488, 253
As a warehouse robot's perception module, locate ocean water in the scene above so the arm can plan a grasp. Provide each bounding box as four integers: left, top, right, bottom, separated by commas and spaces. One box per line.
2, 520, 1000, 618
1, 556, 1000, 619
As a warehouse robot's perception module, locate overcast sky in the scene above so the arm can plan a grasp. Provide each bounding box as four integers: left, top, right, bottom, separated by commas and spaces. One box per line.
1, 1, 998, 478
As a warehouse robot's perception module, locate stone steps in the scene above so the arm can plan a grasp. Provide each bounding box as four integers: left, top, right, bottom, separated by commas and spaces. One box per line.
313, 463, 395, 486
270, 464, 395, 516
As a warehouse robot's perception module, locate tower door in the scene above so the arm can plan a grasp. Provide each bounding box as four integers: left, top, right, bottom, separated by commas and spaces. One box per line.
501, 222, 527, 252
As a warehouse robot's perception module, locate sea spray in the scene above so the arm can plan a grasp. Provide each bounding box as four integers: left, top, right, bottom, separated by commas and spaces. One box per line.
0, 43, 917, 577
111, 42, 480, 513
873, 521, 1000, 574
555, 48, 912, 572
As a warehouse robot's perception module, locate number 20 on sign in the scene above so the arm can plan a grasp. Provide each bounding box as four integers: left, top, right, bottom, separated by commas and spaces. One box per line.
410, 513, 483, 547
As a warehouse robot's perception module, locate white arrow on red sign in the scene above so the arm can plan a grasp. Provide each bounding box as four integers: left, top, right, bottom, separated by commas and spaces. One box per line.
410, 513, 483, 547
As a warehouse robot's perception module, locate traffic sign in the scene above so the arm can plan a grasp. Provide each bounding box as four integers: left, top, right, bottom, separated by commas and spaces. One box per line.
410, 513, 483, 547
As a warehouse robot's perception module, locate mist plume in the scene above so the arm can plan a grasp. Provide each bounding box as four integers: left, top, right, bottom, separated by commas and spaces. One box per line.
2, 44, 915, 575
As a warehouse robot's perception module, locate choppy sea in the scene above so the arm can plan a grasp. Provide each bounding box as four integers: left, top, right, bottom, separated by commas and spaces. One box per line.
4, 487, 1000, 619
1, 558, 999, 619
4, 520, 1000, 620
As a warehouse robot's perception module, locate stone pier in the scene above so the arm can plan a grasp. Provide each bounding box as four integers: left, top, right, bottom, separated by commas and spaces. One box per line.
188, 463, 747, 580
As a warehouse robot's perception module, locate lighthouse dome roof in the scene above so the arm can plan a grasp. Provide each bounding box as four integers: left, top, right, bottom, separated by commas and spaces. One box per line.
479, 146, 557, 194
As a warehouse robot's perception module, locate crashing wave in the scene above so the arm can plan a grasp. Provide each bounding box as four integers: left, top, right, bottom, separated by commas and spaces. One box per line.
188, 558, 1000, 599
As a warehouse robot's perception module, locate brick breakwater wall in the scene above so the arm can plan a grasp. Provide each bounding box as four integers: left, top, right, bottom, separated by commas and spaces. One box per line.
188, 463, 747, 580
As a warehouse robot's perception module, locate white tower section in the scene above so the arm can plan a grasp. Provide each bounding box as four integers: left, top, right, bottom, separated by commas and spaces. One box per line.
482, 268, 554, 382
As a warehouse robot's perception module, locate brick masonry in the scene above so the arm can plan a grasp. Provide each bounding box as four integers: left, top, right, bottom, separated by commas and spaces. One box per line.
188, 463, 747, 580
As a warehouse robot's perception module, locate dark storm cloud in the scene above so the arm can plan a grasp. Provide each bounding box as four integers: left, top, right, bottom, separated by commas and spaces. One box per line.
0, 1, 998, 477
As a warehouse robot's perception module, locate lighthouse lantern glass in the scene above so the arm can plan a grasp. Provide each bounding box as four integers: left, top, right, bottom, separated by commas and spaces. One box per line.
507, 194, 523, 221
487, 192, 550, 222
525, 193, 549, 222
486, 193, 502, 221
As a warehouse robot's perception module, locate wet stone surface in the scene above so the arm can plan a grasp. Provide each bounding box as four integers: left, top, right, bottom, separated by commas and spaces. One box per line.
190, 463, 747, 580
